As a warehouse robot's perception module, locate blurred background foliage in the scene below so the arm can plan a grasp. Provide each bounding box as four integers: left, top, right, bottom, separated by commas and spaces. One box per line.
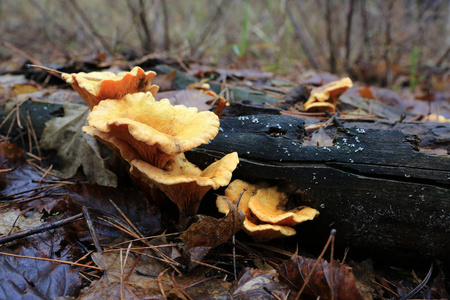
1, 0, 449, 89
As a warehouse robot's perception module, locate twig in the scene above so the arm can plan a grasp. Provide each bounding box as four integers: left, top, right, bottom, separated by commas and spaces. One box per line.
82, 206, 103, 254
330, 229, 335, 300
0, 251, 103, 271
3, 42, 43, 65
109, 232, 181, 248
233, 188, 246, 281
129, 249, 182, 269
325, 111, 343, 127
122, 242, 136, 282
295, 229, 336, 300
26, 64, 63, 79
2, 183, 63, 200
108, 200, 181, 273
158, 268, 170, 300
399, 263, 434, 300
171, 270, 193, 300
0, 213, 83, 244
243, 242, 294, 258
263, 287, 283, 300
190, 259, 233, 275
26, 109, 42, 163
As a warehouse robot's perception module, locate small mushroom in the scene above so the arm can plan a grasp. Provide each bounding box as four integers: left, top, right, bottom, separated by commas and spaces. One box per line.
216, 179, 319, 241
217, 180, 294, 241
243, 220, 297, 242
248, 186, 319, 227
62, 66, 159, 109
84, 92, 220, 168
304, 77, 353, 113
130, 152, 239, 220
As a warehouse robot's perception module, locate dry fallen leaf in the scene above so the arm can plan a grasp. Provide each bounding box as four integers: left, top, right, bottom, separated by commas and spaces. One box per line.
153, 69, 177, 92
40, 103, 117, 187
232, 268, 290, 300
79, 251, 181, 300
277, 255, 372, 300
0, 228, 82, 299
180, 196, 244, 249
358, 86, 375, 99
0, 209, 43, 236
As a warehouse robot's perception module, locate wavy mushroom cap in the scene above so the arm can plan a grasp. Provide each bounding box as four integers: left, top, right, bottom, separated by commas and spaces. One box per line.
217, 179, 319, 241
248, 187, 319, 227
243, 219, 297, 241
216, 179, 264, 215
131, 152, 239, 218
304, 77, 353, 113
62, 66, 159, 109
217, 180, 294, 241
87, 92, 220, 168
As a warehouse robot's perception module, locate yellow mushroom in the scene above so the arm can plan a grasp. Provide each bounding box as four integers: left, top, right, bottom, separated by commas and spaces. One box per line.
248, 186, 319, 227
131, 152, 239, 220
304, 77, 353, 113
62, 66, 159, 109
84, 92, 220, 168
217, 179, 319, 241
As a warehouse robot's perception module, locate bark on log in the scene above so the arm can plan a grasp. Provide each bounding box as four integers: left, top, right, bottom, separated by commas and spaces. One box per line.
185, 114, 450, 261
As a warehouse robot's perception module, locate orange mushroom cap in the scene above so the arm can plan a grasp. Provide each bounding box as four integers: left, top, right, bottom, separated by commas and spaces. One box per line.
130, 152, 239, 219
86, 92, 220, 168
304, 77, 353, 113
62, 66, 159, 109
217, 179, 319, 241
248, 186, 319, 227
243, 220, 297, 241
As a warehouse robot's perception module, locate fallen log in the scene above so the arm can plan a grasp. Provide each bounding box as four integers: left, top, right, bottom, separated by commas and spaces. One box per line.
185, 114, 450, 261
1, 98, 449, 262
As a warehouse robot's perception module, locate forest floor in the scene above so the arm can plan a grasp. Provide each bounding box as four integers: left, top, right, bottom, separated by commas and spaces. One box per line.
0, 50, 449, 299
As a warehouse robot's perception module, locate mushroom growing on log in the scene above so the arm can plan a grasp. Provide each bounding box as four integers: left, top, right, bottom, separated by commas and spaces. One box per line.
186, 114, 450, 262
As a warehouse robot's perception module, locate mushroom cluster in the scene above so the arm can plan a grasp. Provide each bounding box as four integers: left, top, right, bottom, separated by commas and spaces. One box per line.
63, 67, 239, 221
216, 179, 319, 241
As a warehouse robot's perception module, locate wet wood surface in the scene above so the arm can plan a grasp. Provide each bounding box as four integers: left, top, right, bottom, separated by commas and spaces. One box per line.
186, 114, 450, 261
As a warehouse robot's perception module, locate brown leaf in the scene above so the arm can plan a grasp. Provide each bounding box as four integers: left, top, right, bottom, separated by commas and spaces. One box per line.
0, 229, 82, 299
168, 89, 215, 111
232, 268, 290, 300
358, 86, 375, 99
80, 251, 181, 300
153, 69, 177, 92
0, 141, 45, 197
180, 196, 244, 249
68, 183, 161, 238
277, 256, 372, 300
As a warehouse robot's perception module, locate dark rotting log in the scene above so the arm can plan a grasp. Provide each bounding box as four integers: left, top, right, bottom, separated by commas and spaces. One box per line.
186, 114, 450, 261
